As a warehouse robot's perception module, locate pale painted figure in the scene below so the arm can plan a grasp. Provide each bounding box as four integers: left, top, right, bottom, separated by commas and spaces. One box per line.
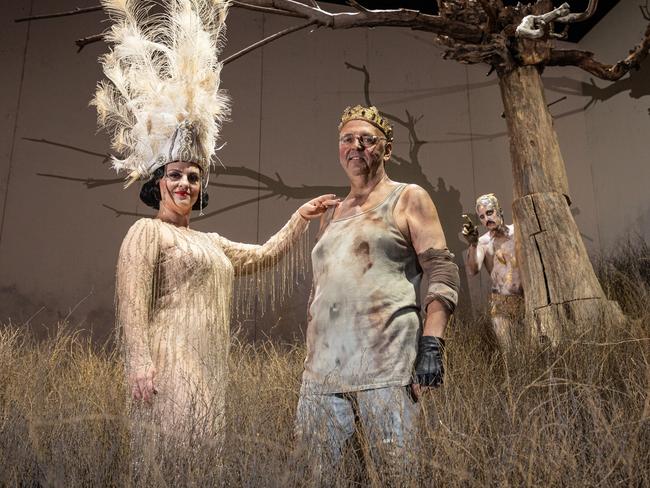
462, 193, 524, 350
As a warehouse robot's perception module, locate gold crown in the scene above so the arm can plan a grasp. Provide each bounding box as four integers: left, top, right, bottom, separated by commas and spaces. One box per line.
338, 105, 393, 141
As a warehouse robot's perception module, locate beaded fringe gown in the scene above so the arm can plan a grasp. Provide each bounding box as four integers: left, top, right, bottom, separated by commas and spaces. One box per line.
115, 212, 309, 439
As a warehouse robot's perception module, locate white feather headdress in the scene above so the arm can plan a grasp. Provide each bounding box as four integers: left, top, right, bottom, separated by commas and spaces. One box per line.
92, 0, 230, 187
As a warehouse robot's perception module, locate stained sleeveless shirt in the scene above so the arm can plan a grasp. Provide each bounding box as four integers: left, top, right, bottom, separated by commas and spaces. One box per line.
302, 183, 422, 394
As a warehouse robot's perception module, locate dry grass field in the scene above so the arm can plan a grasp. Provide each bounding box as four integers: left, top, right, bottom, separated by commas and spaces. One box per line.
1, 241, 648, 487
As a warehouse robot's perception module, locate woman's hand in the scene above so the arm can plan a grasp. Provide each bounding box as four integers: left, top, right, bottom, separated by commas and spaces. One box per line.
130, 366, 157, 403
298, 194, 340, 220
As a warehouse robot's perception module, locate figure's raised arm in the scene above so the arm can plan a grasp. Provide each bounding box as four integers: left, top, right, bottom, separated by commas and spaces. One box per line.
462, 212, 493, 276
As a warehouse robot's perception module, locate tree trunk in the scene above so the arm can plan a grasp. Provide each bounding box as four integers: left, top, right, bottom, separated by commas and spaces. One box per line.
498, 65, 623, 343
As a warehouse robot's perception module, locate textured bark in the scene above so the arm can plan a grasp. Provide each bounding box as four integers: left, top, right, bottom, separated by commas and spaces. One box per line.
499, 66, 569, 201
500, 66, 623, 340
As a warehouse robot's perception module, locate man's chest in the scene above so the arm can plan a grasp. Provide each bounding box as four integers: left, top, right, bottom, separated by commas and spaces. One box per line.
487, 236, 515, 266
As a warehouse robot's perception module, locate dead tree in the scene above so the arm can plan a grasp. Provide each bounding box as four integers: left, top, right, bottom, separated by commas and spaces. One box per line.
220, 0, 645, 341
19, 0, 650, 340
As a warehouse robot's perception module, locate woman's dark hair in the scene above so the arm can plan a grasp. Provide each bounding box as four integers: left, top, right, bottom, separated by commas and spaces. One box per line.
139, 165, 209, 210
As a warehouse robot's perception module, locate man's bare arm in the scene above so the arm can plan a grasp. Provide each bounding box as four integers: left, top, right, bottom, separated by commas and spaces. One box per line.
402, 185, 447, 252
397, 185, 457, 337
396, 184, 459, 394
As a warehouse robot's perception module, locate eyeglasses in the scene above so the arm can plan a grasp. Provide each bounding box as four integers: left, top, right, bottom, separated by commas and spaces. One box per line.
339, 133, 387, 148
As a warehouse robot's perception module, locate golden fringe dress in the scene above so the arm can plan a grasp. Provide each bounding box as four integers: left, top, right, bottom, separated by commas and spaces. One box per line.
115, 212, 309, 437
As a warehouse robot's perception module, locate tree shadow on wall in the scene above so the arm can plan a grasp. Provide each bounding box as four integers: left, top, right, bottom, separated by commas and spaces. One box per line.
32, 62, 472, 311
340, 63, 471, 314
544, 53, 650, 113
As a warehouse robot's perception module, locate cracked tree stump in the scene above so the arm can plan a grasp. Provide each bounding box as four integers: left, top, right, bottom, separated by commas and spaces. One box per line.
499, 65, 623, 342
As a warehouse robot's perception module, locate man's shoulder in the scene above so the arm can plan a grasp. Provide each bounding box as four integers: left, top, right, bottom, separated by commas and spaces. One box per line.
396, 183, 434, 207
389, 181, 415, 195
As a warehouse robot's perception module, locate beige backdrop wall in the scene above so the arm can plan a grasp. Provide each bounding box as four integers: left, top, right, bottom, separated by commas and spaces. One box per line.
1, 1, 648, 343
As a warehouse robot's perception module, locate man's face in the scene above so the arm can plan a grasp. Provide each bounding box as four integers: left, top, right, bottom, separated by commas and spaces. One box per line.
338, 119, 391, 179
476, 203, 503, 230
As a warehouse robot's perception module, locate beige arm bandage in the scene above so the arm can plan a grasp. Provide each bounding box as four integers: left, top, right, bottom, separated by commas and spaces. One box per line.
417, 247, 460, 313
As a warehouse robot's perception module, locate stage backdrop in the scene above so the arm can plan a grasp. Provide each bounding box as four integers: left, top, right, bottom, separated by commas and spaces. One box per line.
1, 1, 648, 344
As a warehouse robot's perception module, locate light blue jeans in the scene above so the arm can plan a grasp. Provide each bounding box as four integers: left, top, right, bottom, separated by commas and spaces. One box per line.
294, 385, 420, 481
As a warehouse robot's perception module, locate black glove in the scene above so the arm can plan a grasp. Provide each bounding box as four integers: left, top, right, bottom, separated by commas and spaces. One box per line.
413, 336, 445, 388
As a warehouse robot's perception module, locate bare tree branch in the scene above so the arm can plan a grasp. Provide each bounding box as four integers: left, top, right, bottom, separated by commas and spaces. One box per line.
37, 173, 122, 189
516, 3, 570, 39
15, 2, 306, 22
15, 5, 102, 23
102, 204, 147, 218
236, 1, 484, 42
74, 9, 310, 55
68, 1, 484, 58
102, 192, 279, 221
556, 0, 599, 23
75, 33, 104, 52
37, 164, 348, 199
554, 23, 570, 41
211, 182, 262, 190
23, 138, 111, 163
343, 63, 411, 128
222, 20, 316, 65
641, 1, 650, 21
347, 0, 370, 14
476, 0, 498, 31
213, 166, 346, 198
440, 34, 513, 72
343, 62, 371, 106
27, 136, 347, 199
232, 1, 304, 18
547, 95, 567, 108
547, 24, 650, 81
194, 192, 277, 221
515, 1, 598, 40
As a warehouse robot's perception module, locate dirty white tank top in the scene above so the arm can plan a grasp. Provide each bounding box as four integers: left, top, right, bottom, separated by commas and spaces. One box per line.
302, 183, 422, 394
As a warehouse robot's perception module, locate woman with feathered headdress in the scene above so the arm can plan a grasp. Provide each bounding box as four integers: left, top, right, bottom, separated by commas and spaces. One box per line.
93, 0, 337, 439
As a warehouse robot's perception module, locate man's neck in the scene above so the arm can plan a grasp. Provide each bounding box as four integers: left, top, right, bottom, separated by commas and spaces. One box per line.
347, 168, 388, 202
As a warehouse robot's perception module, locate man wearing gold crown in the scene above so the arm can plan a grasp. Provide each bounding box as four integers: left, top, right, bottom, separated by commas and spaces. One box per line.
295, 105, 460, 477
462, 194, 524, 351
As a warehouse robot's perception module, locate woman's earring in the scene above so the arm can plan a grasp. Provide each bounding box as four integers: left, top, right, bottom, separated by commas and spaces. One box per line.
199, 182, 204, 216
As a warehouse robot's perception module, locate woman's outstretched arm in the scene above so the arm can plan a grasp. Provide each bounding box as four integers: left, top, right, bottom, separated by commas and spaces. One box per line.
213, 194, 338, 275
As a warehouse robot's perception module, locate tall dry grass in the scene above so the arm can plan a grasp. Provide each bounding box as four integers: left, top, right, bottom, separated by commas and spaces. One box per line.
1, 243, 649, 487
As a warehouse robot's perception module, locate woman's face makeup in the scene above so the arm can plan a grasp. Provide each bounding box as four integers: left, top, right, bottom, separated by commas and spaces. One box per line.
159, 162, 201, 213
